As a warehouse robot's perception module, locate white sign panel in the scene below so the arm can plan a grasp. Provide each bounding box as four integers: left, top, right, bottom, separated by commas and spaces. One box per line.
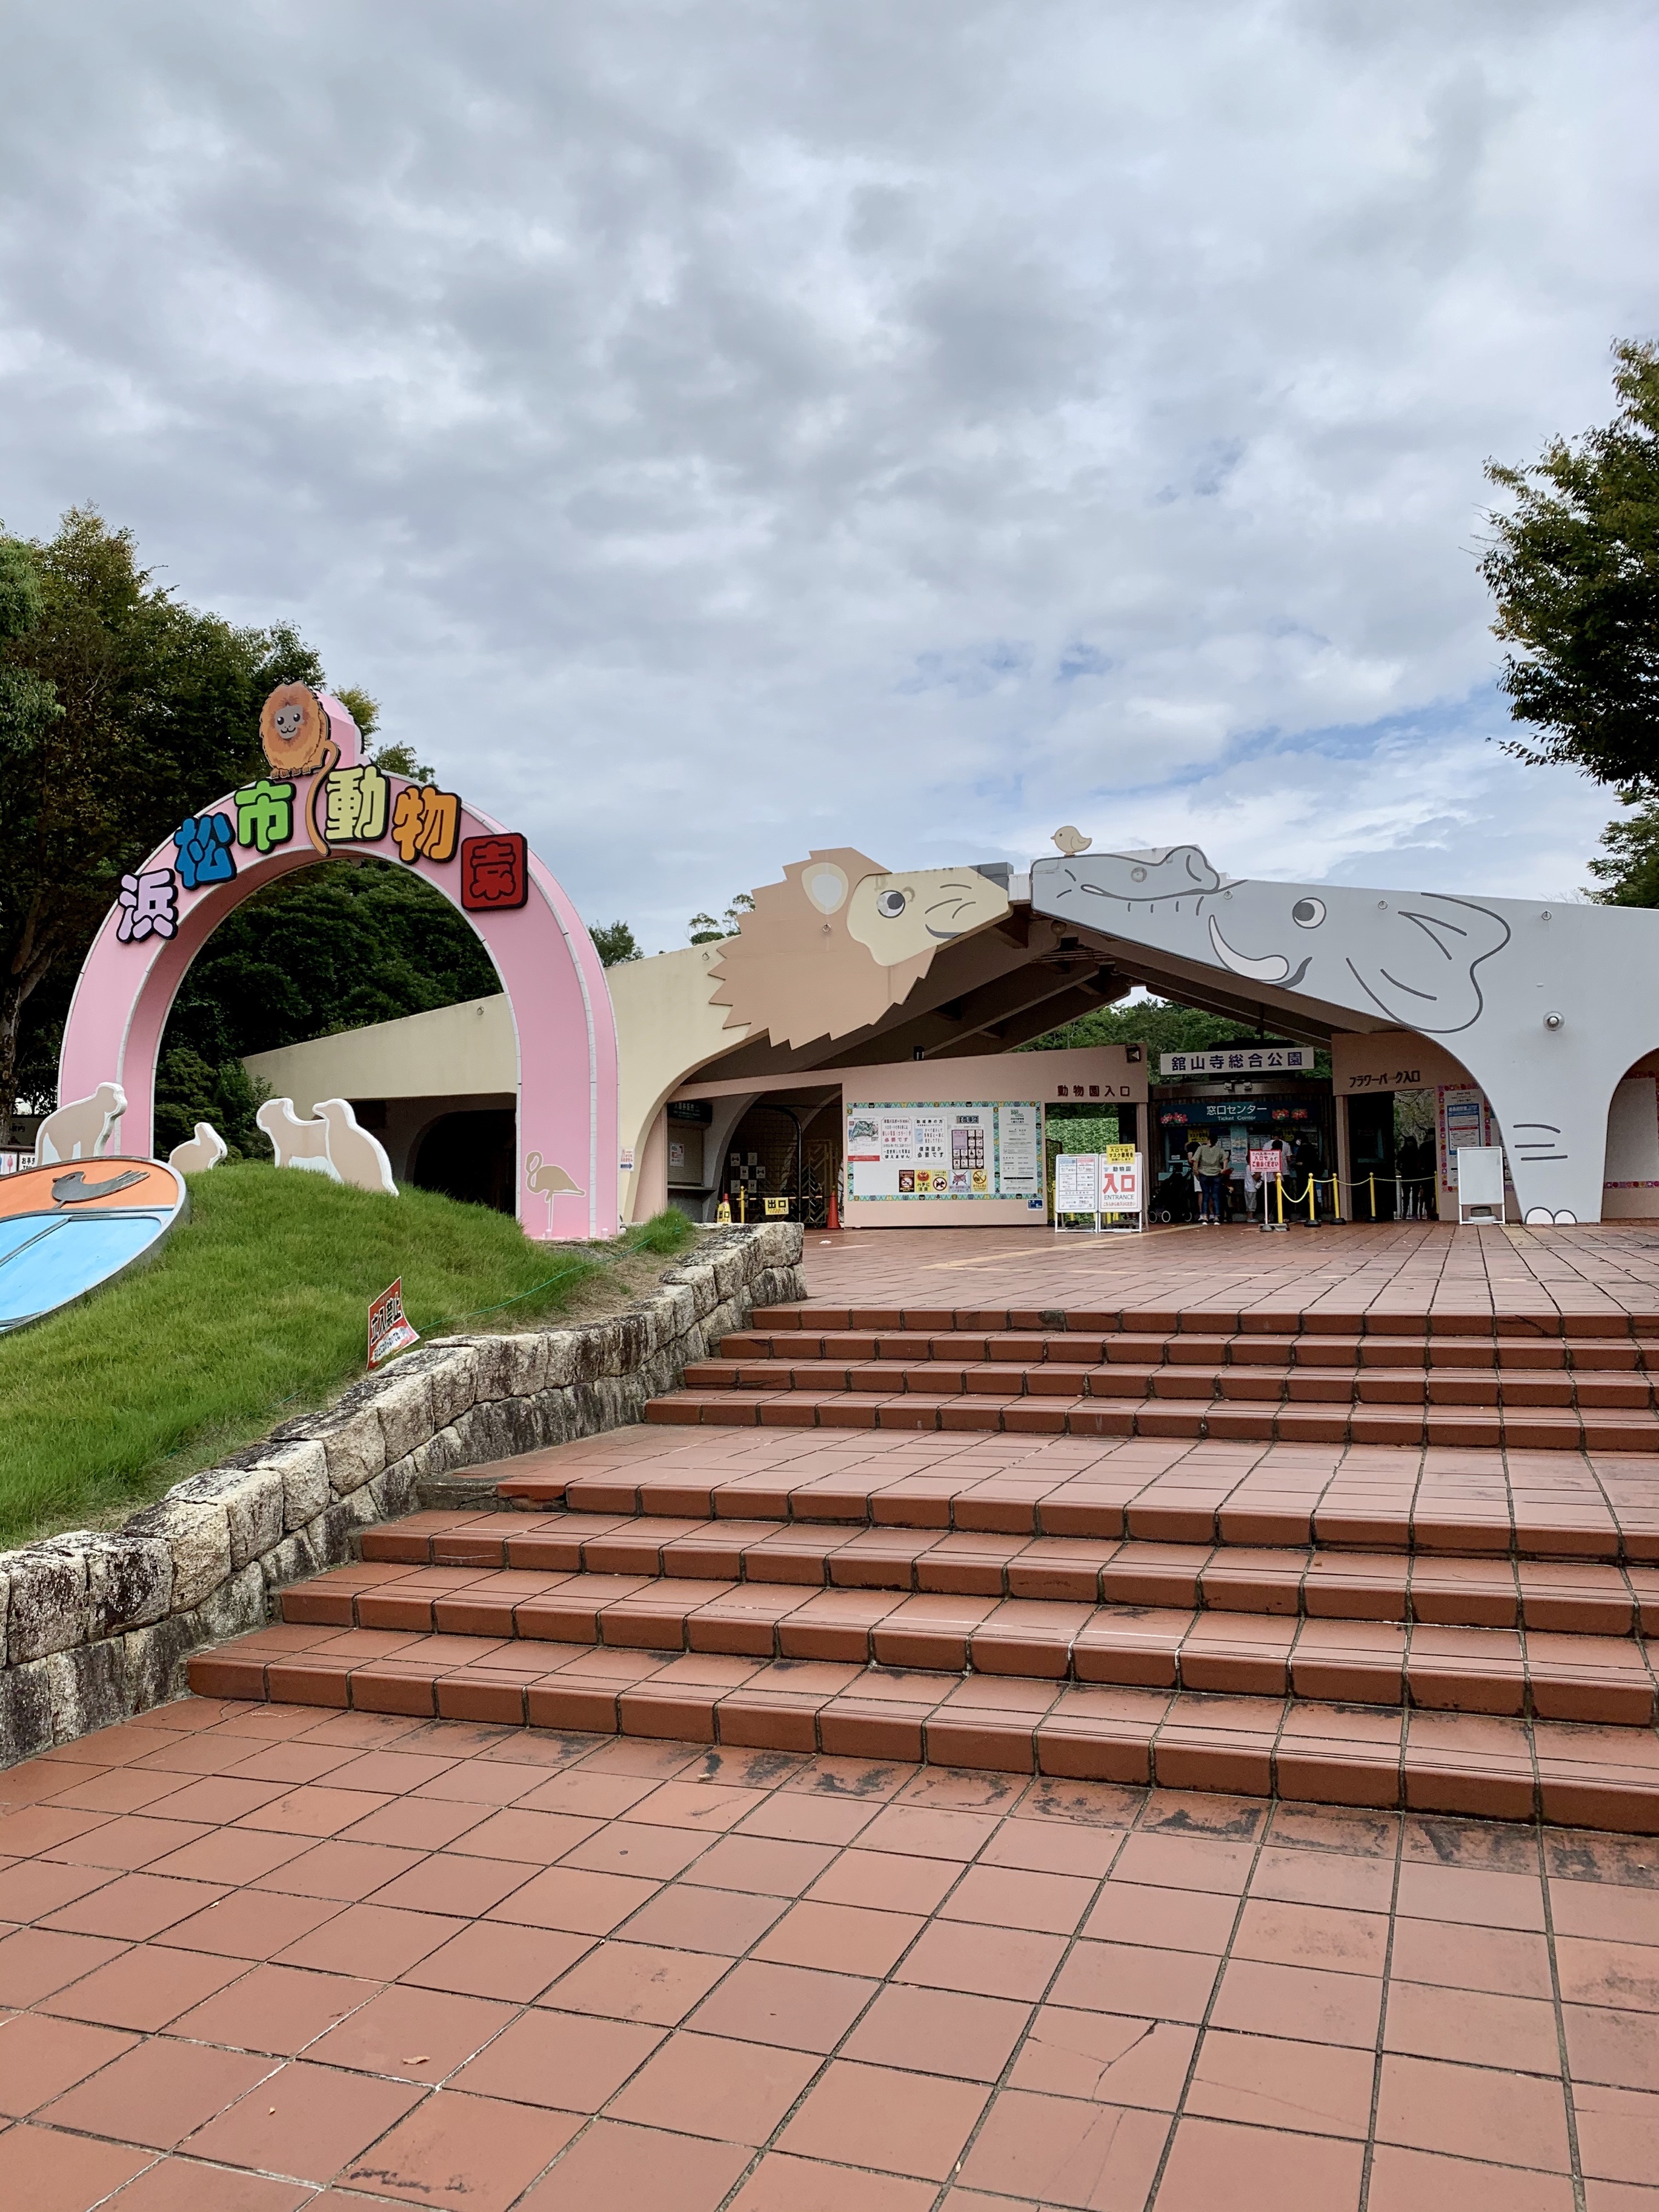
1055, 1152, 1144, 1218
1054, 1154, 1101, 1214
846, 1101, 1045, 1202
1456, 1145, 1506, 1218
1160, 1045, 1312, 1077
1248, 1148, 1283, 1177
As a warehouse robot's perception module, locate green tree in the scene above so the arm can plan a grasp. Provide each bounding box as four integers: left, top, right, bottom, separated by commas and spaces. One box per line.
1588, 802, 1659, 906
0, 508, 327, 1142
688, 892, 755, 945
1019, 998, 1249, 1058
1480, 339, 1659, 792
589, 920, 642, 966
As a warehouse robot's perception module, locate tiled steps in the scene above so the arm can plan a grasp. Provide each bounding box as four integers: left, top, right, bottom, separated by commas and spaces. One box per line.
647, 1310, 1659, 1447
276, 1556, 1659, 1725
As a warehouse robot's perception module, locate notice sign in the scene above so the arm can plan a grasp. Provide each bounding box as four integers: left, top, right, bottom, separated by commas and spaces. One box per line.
1248, 1149, 1283, 1177
368, 1278, 420, 1369
845, 1101, 1045, 1202
1055, 1153, 1144, 1218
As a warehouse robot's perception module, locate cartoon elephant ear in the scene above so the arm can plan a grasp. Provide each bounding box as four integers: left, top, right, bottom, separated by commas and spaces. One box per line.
802, 862, 850, 915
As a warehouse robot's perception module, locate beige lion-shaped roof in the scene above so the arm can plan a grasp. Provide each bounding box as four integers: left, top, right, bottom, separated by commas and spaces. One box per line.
708, 849, 1011, 1049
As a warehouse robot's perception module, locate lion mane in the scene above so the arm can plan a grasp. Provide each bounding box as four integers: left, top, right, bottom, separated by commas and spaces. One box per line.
707, 849, 936, 1050
259, 682, 340, 779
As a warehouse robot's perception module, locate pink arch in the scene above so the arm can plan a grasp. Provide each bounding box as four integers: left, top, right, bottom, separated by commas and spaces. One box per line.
58, 728, 618, 1242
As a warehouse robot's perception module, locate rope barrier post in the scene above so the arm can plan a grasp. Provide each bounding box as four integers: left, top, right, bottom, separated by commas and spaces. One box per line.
1275, 1172, 1285, 1230
1332, 1171, 1342, 1224
1369, 1172, 1376, 1220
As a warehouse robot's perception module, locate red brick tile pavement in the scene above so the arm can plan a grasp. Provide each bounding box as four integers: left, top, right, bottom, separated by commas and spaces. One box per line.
5, 1696, 1659, 2207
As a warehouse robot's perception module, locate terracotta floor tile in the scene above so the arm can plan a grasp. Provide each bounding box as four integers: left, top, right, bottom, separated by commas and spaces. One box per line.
514, 2119, 749, 2209
1110, 1829, 1255, 1893
725, 2150, 936, 2211
254, 1839, 429, 1903
43, 1870, 225, 1941
446, 1809, 605, 1864
0, 1806, 112, 1858
1153, 2113, 1363, 2211
606, 2027, 819, 2141
802, 1848, 956, 1916
1383, 1980, 1563, 2073
939, 1862, 1094, 1935
1557, 1936, 1659, 2014
334, 2088, 582, 2210
0, 1926, 127, 2006
844, 1983, 1029, 2082
179, 2059, 426, 2184
167, 1963, 377, 2055
302, 1984, 513, 2083
1208, 1958, 1383, 2047
737, 1791, 882, 1846
1047, 1938, 1220, 2023
158, 1887, 341, 1961
1366, 2144, 1577, 2211
47, 1769, 182, 1815
517, 1769, 661, 1819
686, 1958, 877, 2051
452, 2008, 664, 2109
236, 1785, 395, 1838
1080, 1880, 1237, 1954
753, 1898, 922, 1976
1231, 1896, 1389, 1975
1386, 1916, 1555, 1998
273, 1901, 462, 1981
1575, 2082, 1659, 2185
102, 2156, 317, 2209
144, 1830, 313, 1888
627, 1779, 771, 1832
487, 1866, 659, 1936
1374, 2052, 1572, 2171
337, 1798, 495, 1851
956, 2087, 1171, 2208
36, 1942, 244, 2030
1564, 2004, 1659, 2092
685, 1833, 839, 1896
0, 2121, 153, 2212
41, 2035, 275, 2149
560, 1822, 714, 1881
852, 1805, 997, 1861
1394, 1861, 1548, 1931
616, 1882, 785, 1955
400, 1921, 593, 2003
982, 1814, 1125, 1878
0, 1859, 115, 1922
0, 2011, 138, 2116
1006, 2005, 1195, 2108
130, 1776, 294, 1825
777, 2058, 988, 2180
542, 1939, 728, 2025
1246, 1842, 1396, 1913
367, 1853, 536, 1919
1186, 2025, 1374, 2137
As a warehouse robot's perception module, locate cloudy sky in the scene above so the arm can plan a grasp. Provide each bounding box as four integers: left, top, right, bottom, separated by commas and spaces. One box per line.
3, 1, 1656, 951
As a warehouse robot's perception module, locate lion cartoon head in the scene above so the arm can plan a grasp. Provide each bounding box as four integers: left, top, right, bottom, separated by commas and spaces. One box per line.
259, 683, 340, 779
707, 850, 1012, 1049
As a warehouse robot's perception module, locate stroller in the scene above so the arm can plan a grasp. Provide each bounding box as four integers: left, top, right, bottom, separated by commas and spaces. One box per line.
1152, 1164, 1197, 1224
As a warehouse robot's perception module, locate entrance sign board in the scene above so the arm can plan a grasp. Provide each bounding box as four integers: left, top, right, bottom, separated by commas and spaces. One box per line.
1160, 1046, 1312, 1077
1054, 1152, 1145, 1232
844, 1100, 1044, 1203
58, 686, 618, 1242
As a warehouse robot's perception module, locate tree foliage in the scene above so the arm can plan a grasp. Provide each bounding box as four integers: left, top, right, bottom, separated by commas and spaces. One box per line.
0, 508, 324, 1139
1481, 340, 1659, 792
589, 919, 642, 966
1588, 802, 1659, 907
1020, 998, 1251, 1058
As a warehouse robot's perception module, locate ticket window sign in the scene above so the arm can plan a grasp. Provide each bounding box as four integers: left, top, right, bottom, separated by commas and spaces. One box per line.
1248, 1148, 1284, 1178
1055, 1148, 1144, 1234
1455, 1146, 1506, 1226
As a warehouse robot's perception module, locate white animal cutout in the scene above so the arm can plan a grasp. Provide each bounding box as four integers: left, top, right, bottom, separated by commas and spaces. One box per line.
37, 1082, 127, 1164
168, 1121, 228, 1174
256, 1096, 398, 1196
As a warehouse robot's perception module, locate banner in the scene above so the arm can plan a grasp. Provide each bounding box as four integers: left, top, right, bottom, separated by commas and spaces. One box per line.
368, 1278, 421, 1368
845, 1100, 1045, 1202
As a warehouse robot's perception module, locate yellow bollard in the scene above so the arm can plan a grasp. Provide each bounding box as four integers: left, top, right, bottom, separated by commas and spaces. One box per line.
1275, 1174, 1285, 1229
1369, 1172, 1377, 1220
1307, 1176, 1317, 1224
1332, 1172, 1342, 1224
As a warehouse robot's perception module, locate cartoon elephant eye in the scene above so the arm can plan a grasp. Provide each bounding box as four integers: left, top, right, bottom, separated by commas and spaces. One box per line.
1292, 898, 1326, 928
876, 889, 908, 918
1130, 866, 1146, 883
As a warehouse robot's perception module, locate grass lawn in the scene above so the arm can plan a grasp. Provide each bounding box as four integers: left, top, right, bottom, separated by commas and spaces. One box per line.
0, 1163, 696, 1549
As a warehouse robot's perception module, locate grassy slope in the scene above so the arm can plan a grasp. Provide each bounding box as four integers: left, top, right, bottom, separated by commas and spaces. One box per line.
0, 1164, 694, 1548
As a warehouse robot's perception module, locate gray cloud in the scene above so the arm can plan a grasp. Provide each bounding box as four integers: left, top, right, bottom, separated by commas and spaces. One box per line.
1, 0, 1654, 949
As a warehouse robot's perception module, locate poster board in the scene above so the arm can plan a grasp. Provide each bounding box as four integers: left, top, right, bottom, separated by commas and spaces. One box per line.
845, 1100, 1044, 1204
1455, 1146, 1506, 1224
1054, 1148, 1145, 1232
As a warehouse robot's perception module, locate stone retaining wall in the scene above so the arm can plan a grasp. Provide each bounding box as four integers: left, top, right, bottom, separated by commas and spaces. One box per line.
0, 1221, 805, 1767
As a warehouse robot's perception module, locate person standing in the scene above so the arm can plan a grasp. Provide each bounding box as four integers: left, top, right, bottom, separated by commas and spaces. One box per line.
1188, 1129, 1231, 1226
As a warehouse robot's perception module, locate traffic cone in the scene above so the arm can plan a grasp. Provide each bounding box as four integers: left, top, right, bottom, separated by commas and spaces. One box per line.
827, 1180, 840, 1233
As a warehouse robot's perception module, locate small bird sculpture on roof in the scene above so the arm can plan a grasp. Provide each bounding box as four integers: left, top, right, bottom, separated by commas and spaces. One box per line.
1051, 825, 1093, 857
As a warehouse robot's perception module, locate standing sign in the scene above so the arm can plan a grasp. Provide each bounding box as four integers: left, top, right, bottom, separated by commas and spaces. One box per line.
1455, 1146, 1507, 1226
1248, 1148, 1283, 1177
368, 1278, 421, 1367
1054, 1148, 1145, 1233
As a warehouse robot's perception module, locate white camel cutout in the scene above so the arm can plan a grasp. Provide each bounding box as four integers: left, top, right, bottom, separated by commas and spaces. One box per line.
168, 1121, 228, 1174
256, 1096, 397, 1196
525, 1151, 582, 1234
37, 1082, 127, 1164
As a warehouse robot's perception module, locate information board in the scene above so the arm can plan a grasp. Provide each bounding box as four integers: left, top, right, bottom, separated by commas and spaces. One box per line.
1054, 1151, 1145, 1229
845, 1101, 1044, 1203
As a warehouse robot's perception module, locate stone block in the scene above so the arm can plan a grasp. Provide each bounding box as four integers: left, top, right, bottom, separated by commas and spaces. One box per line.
314, 1408, 387, 1495
84, 1533, 172, 1635
170, 1466, 285, 1571
1, 1657, 54, 1767
123, 1613, 202, 1713
0, 1539, 92, 1663
416, 1344, 480, 1429
127, 1496, 233, 1613
262, 1441, 330, 1531
47, 1639, 128, 1745
370, 1370, 434, 1464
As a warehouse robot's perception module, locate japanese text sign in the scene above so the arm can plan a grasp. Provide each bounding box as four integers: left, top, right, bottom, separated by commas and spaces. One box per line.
368, 1278, 421, 1368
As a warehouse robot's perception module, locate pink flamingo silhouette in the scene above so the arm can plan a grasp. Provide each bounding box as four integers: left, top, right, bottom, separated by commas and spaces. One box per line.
525, 1152, 583, 1235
